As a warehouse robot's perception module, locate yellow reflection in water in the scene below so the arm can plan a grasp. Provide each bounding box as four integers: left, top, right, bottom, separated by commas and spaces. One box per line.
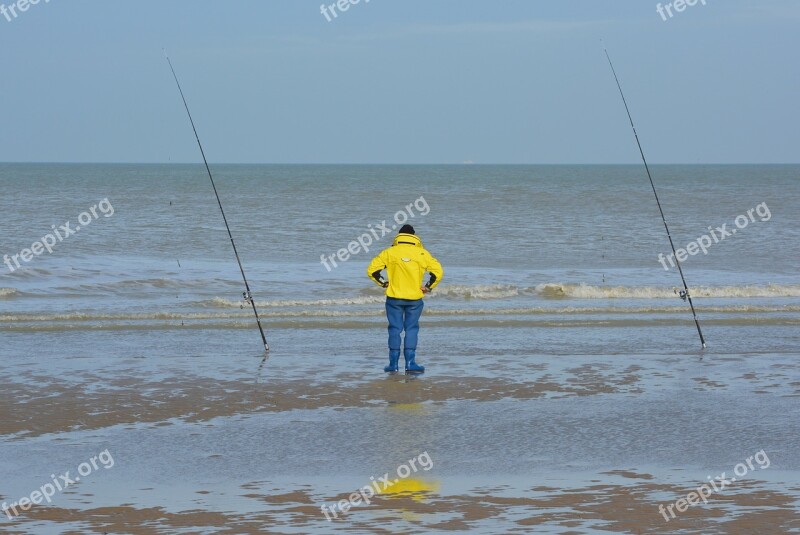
387, 402, 428, 414
381, 477, 440, 499
379, 477, 441, 522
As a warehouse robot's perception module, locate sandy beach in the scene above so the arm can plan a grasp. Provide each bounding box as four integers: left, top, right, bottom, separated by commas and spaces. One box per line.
2, 319, 799, 533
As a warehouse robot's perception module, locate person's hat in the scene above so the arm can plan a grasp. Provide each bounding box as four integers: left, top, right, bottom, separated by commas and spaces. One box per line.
398, 224, 415, 235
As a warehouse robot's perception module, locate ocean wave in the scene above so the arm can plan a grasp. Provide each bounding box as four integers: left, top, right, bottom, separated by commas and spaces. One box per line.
4, 317, 798, 332
3, 305, 799, 323
535, 283, 800, 299
0, 310, 380, 323
0, 287, 18, 298
201, 284, 800, 308
55, 278, 237, 293
433, 284, 526, 299
0, 312, 246, 322
439, 305, 800, 315
1, 267, 52, 279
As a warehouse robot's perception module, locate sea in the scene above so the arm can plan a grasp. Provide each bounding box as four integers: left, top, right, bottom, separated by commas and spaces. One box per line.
1, 163, 798, 533
1, 164, 798, 353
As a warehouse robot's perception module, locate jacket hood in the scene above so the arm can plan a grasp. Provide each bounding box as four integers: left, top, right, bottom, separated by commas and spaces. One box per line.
392, 233, 422, 247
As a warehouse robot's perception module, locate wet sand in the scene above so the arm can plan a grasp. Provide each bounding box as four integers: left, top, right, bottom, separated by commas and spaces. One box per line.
2, 327, 799, 534
2, 479, 798, 534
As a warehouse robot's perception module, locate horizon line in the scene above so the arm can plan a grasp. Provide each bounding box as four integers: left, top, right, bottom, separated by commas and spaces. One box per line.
1, 161, 798, 166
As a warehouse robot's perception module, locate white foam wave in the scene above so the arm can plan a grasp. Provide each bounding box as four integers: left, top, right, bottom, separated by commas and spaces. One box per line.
2, 267, 52, 279
202, 284, 800, 307
535, 283, 800, 299
0, 288, 18, 298
2, 305, 799, 324
0, 310, 386, 322
433, 284, 524, 299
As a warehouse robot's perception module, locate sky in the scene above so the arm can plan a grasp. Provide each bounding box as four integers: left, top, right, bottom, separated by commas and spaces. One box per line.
0, 0, 798, 164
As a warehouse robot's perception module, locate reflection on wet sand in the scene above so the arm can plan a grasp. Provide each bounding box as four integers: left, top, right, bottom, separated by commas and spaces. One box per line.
2, 352, 799, 533
6, 476, 797, 533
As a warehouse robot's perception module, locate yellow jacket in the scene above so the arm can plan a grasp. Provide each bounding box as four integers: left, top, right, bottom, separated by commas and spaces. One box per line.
367, 233, 444, 300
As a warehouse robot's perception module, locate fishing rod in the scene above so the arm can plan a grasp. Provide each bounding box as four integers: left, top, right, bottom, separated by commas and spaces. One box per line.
164, 51, 270, 353
602, 43, 706, 349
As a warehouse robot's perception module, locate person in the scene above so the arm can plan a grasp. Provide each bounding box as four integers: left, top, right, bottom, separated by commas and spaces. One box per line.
367, 224, 444, 374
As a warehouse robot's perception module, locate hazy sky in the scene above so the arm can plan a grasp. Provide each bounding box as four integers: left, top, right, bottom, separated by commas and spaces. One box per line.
1, 0, 797, 164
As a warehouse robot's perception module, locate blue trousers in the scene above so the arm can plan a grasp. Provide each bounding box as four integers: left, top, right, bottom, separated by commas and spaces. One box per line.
385, 297, 425, 351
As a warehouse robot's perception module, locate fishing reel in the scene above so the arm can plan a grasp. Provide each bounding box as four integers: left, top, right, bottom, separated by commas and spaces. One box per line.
674, 288, 689, 302
241, 291, 253, 309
